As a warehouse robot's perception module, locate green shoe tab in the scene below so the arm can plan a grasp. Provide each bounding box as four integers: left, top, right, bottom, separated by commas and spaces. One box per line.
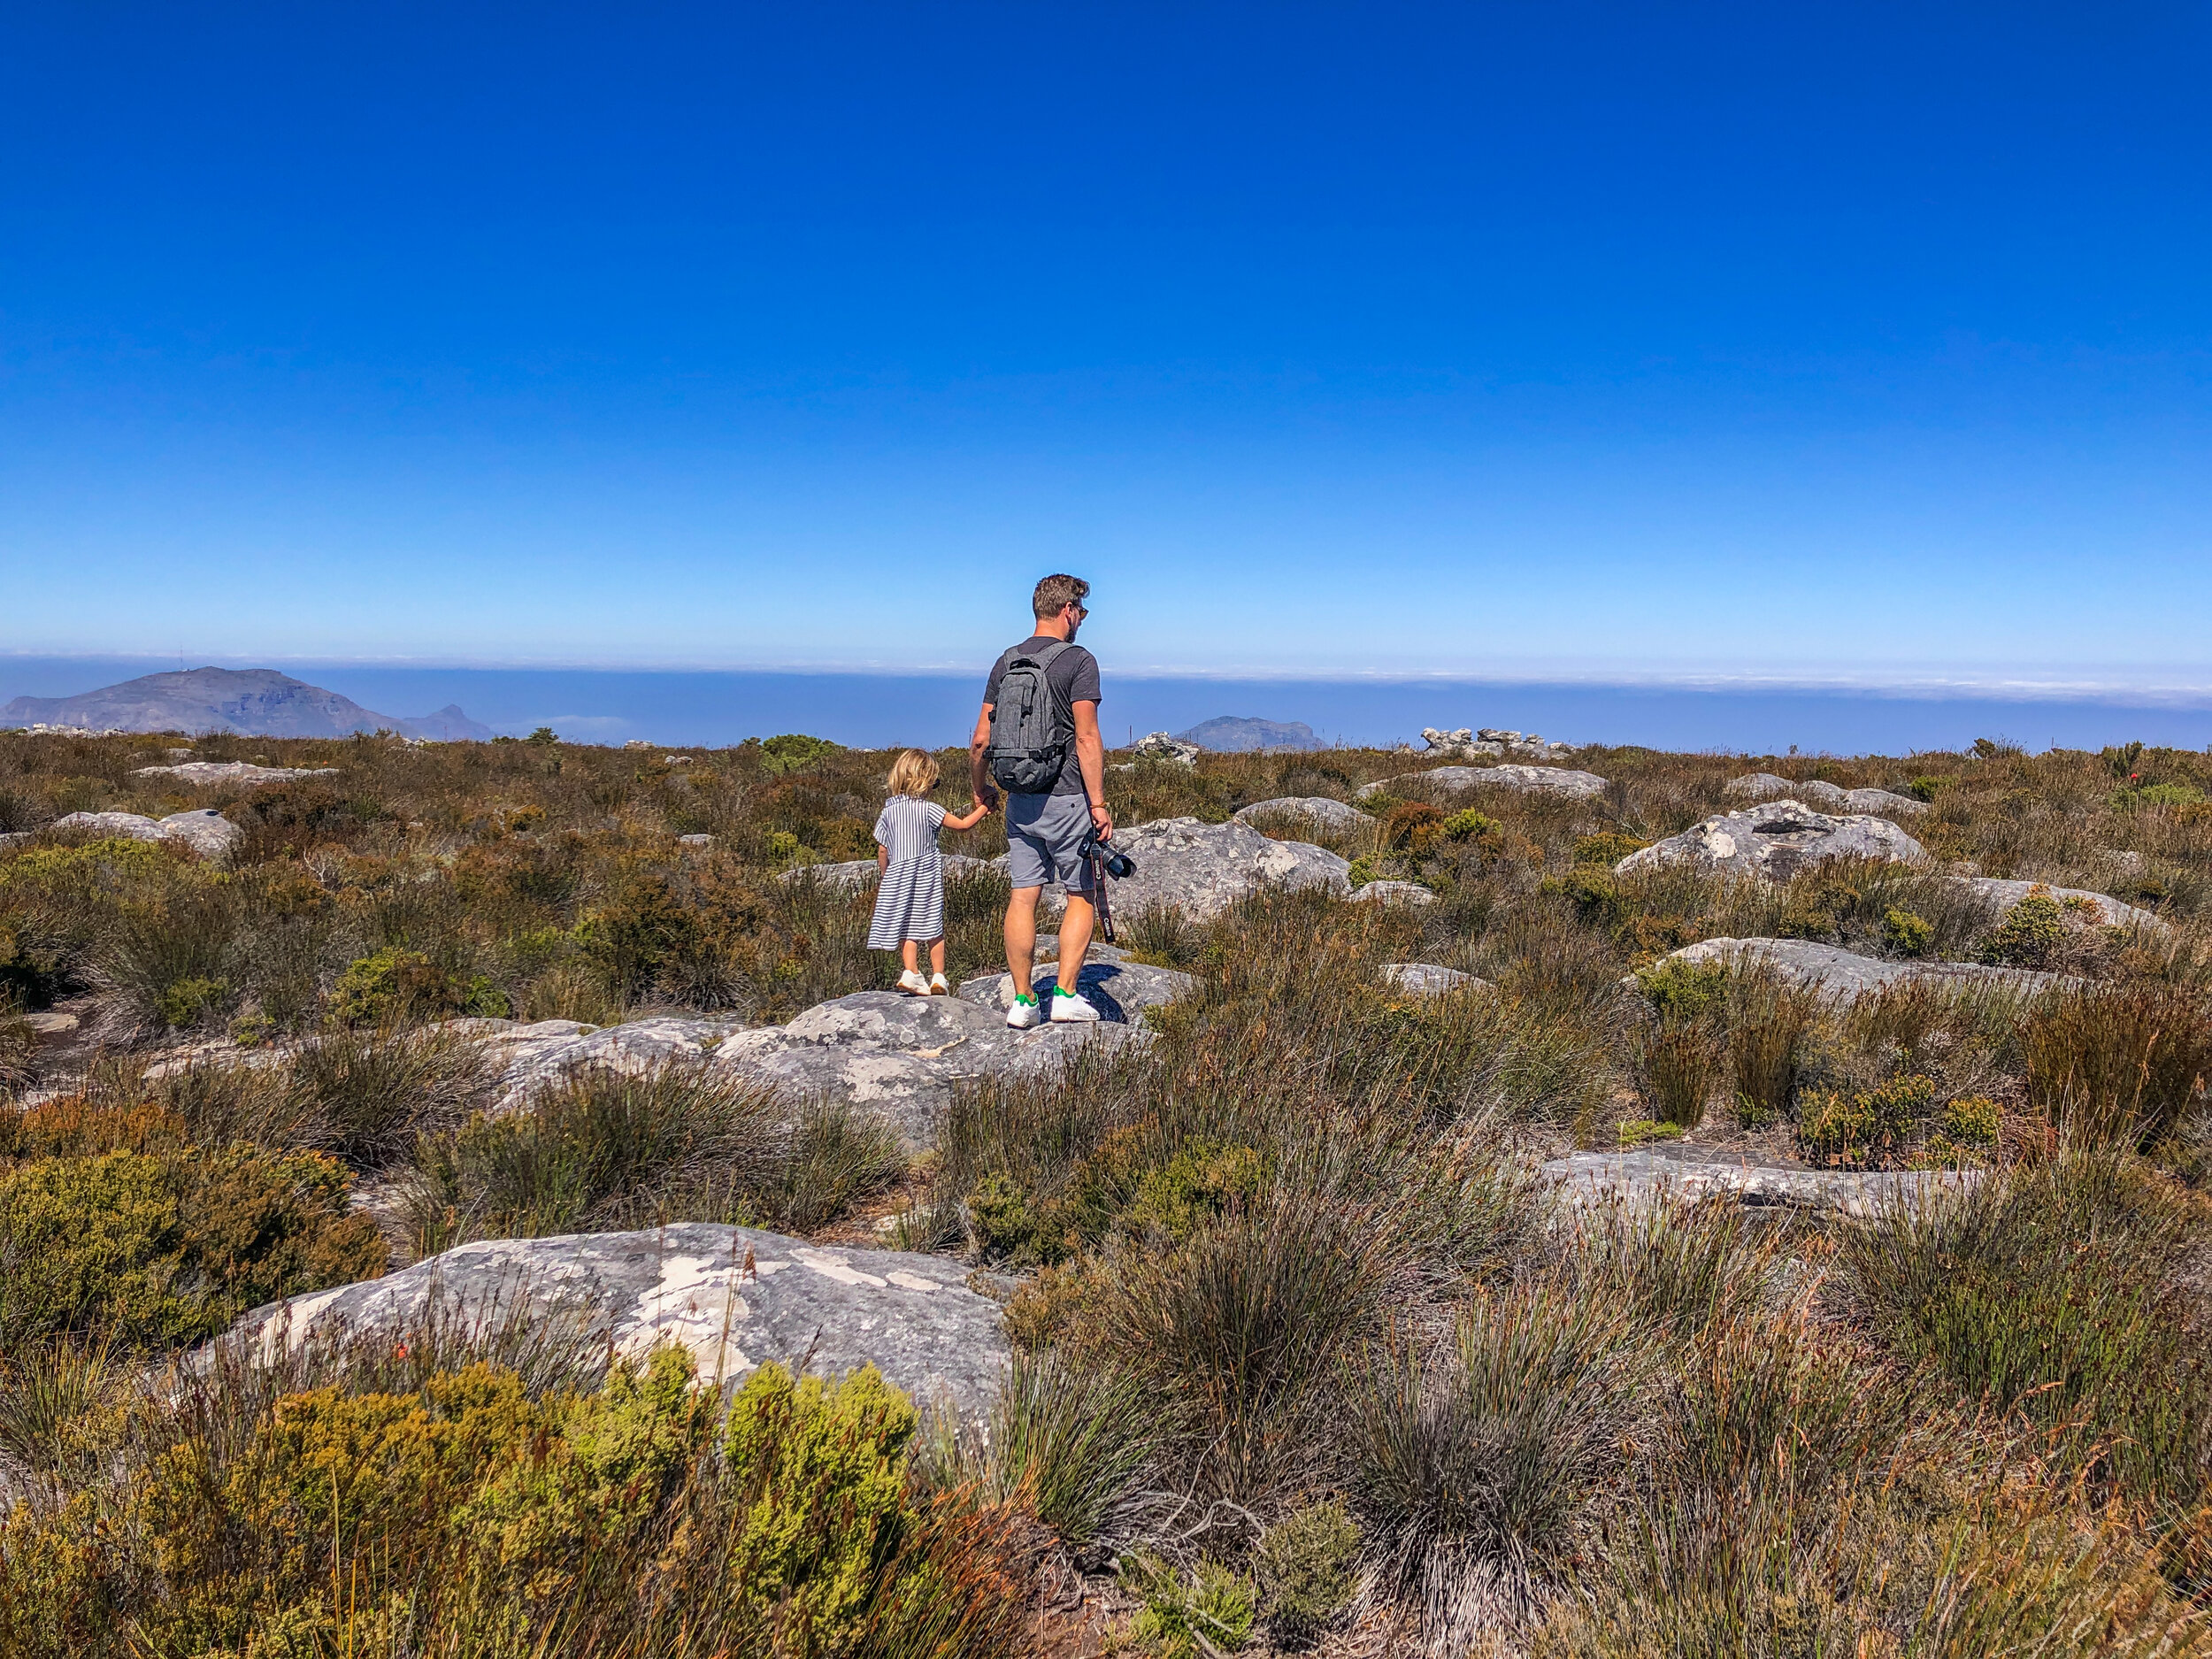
1013, 992, 1039, 1006
1052, 985, 1079, 997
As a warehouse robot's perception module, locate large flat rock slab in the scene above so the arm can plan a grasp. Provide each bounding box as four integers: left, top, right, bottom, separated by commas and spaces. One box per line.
1723, 774, 1928, 818
1060, 817, 1349, 921
1616, 801, 1927, 881
226, 1223, 1006, 1421
956, 958, 1197, 1021
1381, 963, 1494, 997
49, 807, 242, 859
1357, 764, 1609, 802
131, 762, 339, 785
485, 1016, 743, 1111
1642, 937, 2065, 998
1544, 1148, 1983, 1217
1233, 796, 1368, 834
712, 991, 1148, 1149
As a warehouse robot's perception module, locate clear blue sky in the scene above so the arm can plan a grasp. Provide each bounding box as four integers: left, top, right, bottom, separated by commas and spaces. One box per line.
4, 3, 2208, 690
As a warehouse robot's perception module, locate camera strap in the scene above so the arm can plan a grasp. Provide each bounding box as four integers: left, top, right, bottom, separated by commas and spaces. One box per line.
1090, 846, 1116, 944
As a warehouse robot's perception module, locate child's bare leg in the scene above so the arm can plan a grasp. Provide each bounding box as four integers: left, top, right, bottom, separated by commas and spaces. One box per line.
902, 941, 919, 974
929, 939, 946, 977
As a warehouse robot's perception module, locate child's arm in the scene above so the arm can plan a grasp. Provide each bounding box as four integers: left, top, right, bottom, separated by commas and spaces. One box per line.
876, 841, 889, 872
941, 802, 990, 831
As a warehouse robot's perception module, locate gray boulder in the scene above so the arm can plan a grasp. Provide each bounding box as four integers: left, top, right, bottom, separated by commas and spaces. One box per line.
486, 1016, 743, 1111
227, 1223, 1006, 1422
131, 761, 338, 786
1079, 817, 1349, 920
1844, 787, 1929, 816
1724, 774, 1926, 818
1356, 764, 1609, 802
1349, 879, 1436, 907
1132, 731, 1200, 766
957, 958, 1197, 1021
1614, 801, 1927, 881
1545, 1148, 1981, 1217
50, 807, 242, 860
1233, 796, 1367, 835
1638, 937, 2065, 999
1955, 876, 2162, 932
1380, 963, 1492, 997
712, 992, 1147, 1150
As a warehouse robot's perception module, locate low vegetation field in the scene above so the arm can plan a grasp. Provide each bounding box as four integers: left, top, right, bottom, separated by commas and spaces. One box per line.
2, 726, 2208, 1655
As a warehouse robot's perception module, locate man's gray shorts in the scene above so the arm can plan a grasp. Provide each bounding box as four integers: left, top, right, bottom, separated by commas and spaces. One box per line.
1004, 791, 1098, 894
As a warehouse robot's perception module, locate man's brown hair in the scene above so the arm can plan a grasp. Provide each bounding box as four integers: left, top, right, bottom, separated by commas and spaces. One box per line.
1032, 573, 1091, 620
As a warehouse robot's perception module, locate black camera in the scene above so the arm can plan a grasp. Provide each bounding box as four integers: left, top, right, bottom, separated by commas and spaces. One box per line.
1081, 828, 1136, 880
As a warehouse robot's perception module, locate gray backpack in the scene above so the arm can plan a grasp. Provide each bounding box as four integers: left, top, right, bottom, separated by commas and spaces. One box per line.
987, 640, 1073, 794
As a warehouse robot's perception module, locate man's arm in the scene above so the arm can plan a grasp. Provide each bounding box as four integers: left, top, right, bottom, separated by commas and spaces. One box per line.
1072, 700, 1112, 837
969, 703, 999, 809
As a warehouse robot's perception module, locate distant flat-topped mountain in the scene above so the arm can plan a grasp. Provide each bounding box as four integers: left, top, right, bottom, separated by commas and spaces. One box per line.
2, 669, 494, 741
1175, 715, 1326, 753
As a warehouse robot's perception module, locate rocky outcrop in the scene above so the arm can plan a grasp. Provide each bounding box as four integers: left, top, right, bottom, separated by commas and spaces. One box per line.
1357, 765, 1609, 802
50, 808, 242, 860
1350, 880, 1436, 907
1381, 963, 1491, 996
1637, 938, 2066, 999
1544, 1147, 1981, 1217
1087, 817, 1350, 920
1955, 877, 2162, 932
226, 1223, 1007, 1421
1233, 796, 1367, 835
1724, 774, 1927, 817
131, 761, 339, 786
712, 993, 1146, 1149
1421, 728, 1579, 761
480, 1017, 743, 1111
1132, 732, 1200, 766
1614, 802, 1927, 881
956, 958, 1197, 1020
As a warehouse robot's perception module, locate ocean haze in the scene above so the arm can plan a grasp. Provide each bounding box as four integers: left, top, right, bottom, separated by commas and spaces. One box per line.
4, 657, 2207, 757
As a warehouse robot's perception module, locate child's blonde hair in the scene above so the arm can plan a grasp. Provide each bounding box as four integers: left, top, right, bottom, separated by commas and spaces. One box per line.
886, 749, 941, 799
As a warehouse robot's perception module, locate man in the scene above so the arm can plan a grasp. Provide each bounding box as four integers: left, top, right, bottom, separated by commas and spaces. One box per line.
971, 572, 1114, 1028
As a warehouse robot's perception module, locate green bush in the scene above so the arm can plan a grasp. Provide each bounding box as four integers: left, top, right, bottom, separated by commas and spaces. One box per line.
1939, 1094, 2001, 1147
758, 733, 841, 774
1253, 1496, 1359, 1649
1447, 809, 1504, 843
1571, 829, 1645, 864
1125, 1554, 1257, 1658
1978, 891, 2066, 967
1796, 1073, 1936, 1164
329, 947, 506, 1025
1882, 907, 1933, 956
0, 1147, 386, 1347
1635, 956, 1729, 1024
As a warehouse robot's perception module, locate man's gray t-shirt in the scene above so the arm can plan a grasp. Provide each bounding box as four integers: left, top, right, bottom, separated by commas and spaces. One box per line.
984, 636, 1102, 797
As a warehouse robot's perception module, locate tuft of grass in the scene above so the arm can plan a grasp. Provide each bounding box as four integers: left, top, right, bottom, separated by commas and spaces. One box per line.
1725, 964, 1823, 1127
2024, 980, 2212, 1151
0, 1332, 127, 1482
407, 1061, 900, 1241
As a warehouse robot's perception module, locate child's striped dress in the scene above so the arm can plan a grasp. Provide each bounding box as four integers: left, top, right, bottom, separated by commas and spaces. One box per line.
867, 795, 949, 948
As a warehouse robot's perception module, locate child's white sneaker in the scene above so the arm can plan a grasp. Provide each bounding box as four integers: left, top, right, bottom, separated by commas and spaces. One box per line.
897, 969, 930, 995
928, 972, 949, 995
1005, 991, 1044, 1029
1048, 988, 1102, 1023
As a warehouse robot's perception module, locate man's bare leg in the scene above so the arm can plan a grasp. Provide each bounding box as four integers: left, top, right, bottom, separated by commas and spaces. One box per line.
1005, 885, 1042, 999
1056, 891, 1096, 999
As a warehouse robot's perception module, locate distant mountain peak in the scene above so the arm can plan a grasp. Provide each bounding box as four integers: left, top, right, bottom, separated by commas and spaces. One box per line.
1, 668, 493, 741
1175, 716, 1326, 753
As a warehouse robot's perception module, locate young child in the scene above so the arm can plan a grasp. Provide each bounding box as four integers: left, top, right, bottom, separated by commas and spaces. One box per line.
869, 749, 990, 995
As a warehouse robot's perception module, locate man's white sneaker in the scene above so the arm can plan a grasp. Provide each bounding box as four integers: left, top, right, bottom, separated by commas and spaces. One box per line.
1006, 993, 1045, 1029
928, 972, 950, 995
1048, 990, 1102, 1023
897, 969, 930, 995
